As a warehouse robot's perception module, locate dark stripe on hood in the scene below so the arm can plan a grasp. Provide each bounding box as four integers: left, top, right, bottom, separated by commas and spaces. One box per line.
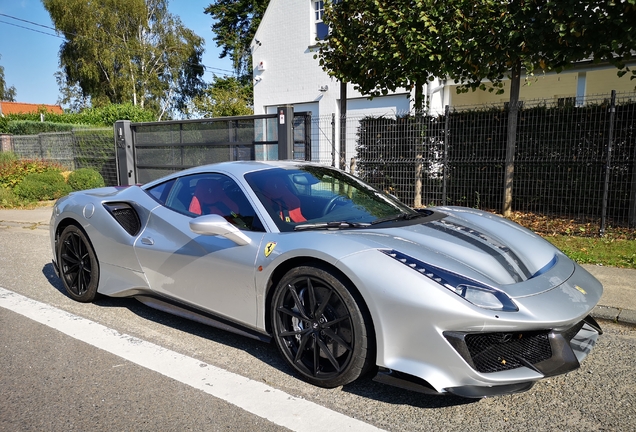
427, 220, 532, 282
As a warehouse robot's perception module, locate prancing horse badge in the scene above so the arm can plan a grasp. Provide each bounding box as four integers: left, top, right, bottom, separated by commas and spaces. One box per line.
264, 242, 277, 257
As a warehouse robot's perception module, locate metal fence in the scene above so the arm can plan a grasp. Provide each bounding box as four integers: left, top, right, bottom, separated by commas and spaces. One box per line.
8, 128, 118, 186
308, 91, 636, 232
4, 91, 635, 233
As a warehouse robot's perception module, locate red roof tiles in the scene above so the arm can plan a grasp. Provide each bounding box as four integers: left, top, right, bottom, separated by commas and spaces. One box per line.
0, 101, 63, 115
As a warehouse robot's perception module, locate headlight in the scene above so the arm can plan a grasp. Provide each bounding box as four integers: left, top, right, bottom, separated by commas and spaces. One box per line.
455, 284, 517, 311
380, 249, 518, 312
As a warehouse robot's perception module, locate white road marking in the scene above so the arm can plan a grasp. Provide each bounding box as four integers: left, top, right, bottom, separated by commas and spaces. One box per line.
0, 287, 384, 432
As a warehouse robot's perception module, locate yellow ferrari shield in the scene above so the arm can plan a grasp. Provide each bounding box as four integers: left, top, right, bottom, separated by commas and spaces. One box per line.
264, 242, 277, 257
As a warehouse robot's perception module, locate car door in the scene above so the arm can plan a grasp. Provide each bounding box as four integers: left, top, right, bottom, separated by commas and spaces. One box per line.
134, 173, 266, 327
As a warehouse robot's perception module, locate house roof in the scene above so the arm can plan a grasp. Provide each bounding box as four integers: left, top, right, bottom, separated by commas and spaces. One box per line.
0, 101, 63, 115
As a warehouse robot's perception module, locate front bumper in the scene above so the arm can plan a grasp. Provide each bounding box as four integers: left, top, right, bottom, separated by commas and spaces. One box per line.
374, 315, 602, 398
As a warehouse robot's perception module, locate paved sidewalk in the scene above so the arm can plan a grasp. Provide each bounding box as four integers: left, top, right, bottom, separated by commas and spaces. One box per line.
1, 205, 635, 326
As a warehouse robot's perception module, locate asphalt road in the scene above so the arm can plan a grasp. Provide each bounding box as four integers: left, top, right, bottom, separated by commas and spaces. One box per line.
1, 225, 635, 431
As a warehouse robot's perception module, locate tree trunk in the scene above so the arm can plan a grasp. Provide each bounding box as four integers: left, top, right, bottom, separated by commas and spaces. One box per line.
503, 60, 521, 217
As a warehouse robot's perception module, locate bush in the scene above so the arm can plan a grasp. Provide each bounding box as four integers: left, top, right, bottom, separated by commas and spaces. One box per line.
7, 120, 76, 135
6, 103, 156, 127
0, 187, 21, 208
13, 171, 71, 201
0, 151, 18, 165
0, 159, 64, 189
67, 168, 105, 191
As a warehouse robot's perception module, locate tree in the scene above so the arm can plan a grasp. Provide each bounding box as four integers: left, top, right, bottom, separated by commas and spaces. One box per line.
0, 55, 17, 102
204, 0, 269, 79
318, 0, 636, 214
190, 76, 253, 117
43, 0, 205, 119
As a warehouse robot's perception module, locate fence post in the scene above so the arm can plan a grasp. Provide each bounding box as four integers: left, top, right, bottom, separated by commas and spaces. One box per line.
0, 134, 11, 152
443, 105, 450, 206
304, 113, 312, 161
600, 90, 617, 236
277, 105, 294, 160
114, 120, 136, 186
331, 113, 336, 167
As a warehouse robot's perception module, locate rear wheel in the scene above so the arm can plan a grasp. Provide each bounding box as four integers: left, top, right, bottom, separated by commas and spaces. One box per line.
271, 265, 372, 387
57, 225, 99, 302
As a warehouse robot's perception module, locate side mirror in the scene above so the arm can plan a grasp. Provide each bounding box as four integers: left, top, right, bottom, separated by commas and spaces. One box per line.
189, 214, 251, 246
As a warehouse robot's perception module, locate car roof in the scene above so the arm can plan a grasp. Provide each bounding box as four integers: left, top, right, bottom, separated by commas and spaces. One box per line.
142, 160, 330, 188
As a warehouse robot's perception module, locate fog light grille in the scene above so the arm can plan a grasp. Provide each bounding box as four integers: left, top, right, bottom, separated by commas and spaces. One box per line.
465, 331, 552, 373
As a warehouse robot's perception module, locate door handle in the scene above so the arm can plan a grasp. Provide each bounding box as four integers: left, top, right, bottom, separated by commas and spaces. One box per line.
141, 237, 154, 245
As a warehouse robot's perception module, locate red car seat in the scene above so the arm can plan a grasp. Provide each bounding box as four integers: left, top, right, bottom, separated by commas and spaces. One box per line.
189, 178, 239, 217
261, 177, 306, 223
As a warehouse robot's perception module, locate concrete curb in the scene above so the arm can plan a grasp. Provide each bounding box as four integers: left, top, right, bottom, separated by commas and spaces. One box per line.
591, 305, 636, 327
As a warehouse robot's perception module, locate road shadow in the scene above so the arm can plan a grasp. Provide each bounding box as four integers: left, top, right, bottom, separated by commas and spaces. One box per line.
42, 262, 476, 409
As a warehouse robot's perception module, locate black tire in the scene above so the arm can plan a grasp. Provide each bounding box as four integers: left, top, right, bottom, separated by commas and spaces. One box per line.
57, 225, 99, 303
271, 265, 373, 388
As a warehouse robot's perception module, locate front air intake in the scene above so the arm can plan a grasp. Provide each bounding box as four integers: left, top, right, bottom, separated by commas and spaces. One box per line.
464, 331, 552, 373
104, 202, 141, 236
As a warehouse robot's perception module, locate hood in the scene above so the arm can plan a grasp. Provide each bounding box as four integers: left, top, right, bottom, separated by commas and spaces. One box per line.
337, 207, 573, 298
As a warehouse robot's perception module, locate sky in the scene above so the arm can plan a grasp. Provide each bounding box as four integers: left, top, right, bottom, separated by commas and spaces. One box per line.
0, 0, 235, 106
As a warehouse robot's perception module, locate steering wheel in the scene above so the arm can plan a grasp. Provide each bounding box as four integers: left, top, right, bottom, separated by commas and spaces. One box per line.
322, 195, 348, 216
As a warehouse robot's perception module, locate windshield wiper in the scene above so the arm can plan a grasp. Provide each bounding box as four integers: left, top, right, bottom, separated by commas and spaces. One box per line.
294, 221, 371, 231
371, 212, 425, 225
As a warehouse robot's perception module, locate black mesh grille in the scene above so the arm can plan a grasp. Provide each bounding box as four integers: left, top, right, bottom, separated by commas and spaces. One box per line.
465, 331, 552, 373
105, 203, 141, 236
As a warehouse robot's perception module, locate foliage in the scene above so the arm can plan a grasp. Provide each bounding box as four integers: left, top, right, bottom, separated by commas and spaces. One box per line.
5, 103, 155, 127
67, 168, 105, 191
0, 115, 9, 133
204, 0, 269, 79
43, 0, 206, 119
0, 159, 63, 189
0, 151, 18, 165
7, 121, 77, 135
190, 76, 253, 117
318, 1, 636, 110
0, 186, 22, 208
0, 54, 17, 102
13, 171, 71, 202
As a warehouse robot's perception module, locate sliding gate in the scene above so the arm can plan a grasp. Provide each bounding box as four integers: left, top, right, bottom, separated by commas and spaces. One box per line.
115, 108, 312, 185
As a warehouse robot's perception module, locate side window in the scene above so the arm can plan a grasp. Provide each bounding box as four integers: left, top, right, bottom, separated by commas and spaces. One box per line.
314, 1, 329, 41
165, 173, 265, 232
145, 179, 176, 205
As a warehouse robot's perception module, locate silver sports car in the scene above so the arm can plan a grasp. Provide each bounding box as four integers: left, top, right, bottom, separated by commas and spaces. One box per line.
50, 161, 603, 398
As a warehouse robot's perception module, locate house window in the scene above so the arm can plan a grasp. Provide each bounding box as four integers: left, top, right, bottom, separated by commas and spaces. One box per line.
314, 1, 329, 41
557, 97, 575, 108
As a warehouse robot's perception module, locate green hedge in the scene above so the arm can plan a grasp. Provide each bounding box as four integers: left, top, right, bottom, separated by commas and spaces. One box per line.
67, 168, 105, 191
13, 171, 71, 201
5, 103, 156, 130
7, 120, 79, 135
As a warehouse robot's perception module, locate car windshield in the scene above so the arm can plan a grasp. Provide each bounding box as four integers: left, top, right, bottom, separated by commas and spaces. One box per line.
244, 165, 424, 232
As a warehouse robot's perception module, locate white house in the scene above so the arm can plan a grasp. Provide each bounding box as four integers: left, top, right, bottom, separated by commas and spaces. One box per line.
251, 0, 449, 117
251, 0, 448, 165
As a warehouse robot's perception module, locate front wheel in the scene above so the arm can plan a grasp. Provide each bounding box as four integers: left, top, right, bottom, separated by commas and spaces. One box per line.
57, 225, 99, 303
271, 265, 373, 388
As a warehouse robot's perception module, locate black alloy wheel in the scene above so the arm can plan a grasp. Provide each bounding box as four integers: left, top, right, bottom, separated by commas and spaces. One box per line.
57, 225, 99, 303
271, 265, 372, 388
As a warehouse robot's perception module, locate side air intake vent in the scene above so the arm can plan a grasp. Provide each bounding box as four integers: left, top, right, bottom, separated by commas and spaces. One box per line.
104, 202, 141, 236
